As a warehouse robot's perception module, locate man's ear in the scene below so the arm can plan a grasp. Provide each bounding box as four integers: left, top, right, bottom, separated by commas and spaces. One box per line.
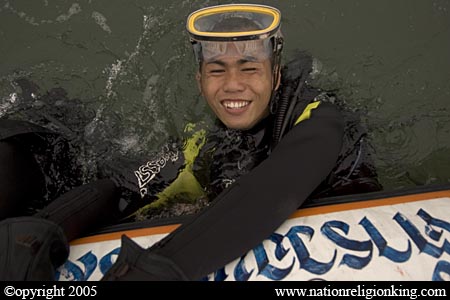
196, 71, 202, 94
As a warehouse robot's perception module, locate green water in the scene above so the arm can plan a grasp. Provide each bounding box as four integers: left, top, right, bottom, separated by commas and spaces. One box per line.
1, 0, 449, 191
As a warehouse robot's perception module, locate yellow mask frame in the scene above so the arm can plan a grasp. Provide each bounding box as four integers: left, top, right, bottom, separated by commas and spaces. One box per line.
187, 4, 281, 42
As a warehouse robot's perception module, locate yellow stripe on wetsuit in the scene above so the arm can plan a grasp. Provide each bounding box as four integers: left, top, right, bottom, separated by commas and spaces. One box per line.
294, 101, 321, 126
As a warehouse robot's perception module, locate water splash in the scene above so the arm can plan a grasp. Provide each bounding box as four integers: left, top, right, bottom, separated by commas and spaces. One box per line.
0, 93, 18, 117
84, 59, 121, 138
105, 59, 123, 99
102, 14, 156, 100
84, 11, 170, 156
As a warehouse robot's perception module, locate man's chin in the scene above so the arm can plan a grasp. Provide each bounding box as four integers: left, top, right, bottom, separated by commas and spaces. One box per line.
222, 120, 254, 131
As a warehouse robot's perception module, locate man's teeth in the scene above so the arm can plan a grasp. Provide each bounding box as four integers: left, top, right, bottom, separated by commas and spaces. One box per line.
223, 101, 250, 109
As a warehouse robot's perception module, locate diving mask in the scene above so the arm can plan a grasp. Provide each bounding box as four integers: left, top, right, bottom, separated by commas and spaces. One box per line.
186, 4, 283, 63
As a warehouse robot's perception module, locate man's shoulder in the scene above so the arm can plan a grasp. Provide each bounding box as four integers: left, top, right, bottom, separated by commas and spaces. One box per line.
288, 94, 343, 128
0, 118, 56, 141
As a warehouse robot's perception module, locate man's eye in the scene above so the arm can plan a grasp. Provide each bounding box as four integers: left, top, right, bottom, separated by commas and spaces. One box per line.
209, 69, 225, 74
242, 68, 257, 73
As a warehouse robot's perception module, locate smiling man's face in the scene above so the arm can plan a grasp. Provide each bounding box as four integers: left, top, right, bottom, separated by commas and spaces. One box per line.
196, 42, 277, 130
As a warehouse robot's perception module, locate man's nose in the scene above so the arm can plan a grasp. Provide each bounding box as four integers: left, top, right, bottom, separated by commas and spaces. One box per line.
223, 69, 245, 92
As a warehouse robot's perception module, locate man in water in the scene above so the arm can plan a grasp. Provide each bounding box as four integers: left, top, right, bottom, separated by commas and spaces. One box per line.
0, 4, 381, 281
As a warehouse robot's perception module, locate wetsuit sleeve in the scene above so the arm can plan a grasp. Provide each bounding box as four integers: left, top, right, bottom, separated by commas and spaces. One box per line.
99, 126, 207, 219
149, 102, 344, 280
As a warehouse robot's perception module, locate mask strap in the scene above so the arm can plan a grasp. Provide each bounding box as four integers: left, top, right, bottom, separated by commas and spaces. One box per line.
269, 36, 284, 114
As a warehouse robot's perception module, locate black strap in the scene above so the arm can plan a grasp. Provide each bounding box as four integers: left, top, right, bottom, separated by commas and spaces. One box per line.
102, 235, 188, 281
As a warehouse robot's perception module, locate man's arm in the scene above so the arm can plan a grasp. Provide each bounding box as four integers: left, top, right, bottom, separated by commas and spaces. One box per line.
103, 102, 344, 281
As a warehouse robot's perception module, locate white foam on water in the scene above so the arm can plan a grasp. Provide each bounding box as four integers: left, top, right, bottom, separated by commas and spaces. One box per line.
2, 1, 82, 26
3, 1, 39, 26
127, 15, 156, 62
91, 11, 111, 34
105, 59, 122, 99
55, 3, 82, 23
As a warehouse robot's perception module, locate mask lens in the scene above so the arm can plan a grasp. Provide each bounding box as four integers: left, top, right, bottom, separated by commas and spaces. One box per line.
200, 40, 272, 62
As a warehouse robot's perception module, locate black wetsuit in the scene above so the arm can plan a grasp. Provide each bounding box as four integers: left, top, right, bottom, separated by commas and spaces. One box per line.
0, 53, 382, 281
